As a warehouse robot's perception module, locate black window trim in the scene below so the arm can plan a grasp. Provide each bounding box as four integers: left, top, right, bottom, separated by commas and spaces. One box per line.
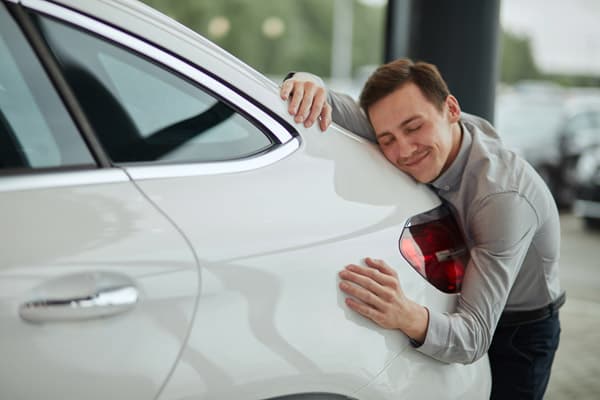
6, 2, 111, 169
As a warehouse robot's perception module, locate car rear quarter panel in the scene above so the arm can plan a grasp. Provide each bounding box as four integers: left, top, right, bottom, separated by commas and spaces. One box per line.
128, 124, 486, 399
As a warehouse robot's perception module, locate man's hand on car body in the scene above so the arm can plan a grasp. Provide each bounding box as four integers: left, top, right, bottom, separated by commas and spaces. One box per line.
339, 257, 429, 343
280, 72, 332, 132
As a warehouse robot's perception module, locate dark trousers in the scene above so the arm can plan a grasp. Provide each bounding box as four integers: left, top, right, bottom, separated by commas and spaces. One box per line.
488, 312, 561, 399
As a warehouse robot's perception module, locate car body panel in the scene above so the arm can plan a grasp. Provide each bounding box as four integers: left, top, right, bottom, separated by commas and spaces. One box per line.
3, 0, 491, 398
138, 125, 468, 399
0, 170, 199, 399
355, 349, 490, 400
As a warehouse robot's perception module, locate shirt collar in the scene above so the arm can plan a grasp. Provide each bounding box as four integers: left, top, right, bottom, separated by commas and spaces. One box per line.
430, 120, 472, 192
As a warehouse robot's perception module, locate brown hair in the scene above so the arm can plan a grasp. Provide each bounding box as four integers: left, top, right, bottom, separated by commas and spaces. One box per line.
359, 58, 450, 115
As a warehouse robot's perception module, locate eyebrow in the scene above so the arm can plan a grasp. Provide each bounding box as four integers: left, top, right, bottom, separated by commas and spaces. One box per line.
375, 115, 422, 139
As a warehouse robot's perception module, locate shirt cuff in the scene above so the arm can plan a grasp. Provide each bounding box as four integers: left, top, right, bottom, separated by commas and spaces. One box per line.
283, 71, 296, 81
415, 309, 450, 358
283, 71, 326, 87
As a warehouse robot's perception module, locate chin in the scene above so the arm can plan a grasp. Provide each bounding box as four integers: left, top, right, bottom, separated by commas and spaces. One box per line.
415, 176, 433, 184
403, 167, 435, 183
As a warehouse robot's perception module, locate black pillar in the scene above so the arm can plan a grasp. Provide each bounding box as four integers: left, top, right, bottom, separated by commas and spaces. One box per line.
385, 0, 501, 122
384, 0, 411, 63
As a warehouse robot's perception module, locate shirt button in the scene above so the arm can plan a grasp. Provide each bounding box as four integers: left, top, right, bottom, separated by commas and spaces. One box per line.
444, 185, 450, 191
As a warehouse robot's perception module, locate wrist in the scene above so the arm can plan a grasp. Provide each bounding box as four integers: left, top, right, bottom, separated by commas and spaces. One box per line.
401, 303, 429, 344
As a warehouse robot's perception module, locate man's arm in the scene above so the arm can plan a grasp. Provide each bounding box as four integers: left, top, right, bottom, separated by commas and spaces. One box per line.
280, 72, 375, 141
339, 192, 539, 364
328, 90, 376, 141
415, 192, 539, 363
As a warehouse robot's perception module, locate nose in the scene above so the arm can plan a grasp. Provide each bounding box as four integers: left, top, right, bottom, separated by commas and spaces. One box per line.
391, 133, 417, 159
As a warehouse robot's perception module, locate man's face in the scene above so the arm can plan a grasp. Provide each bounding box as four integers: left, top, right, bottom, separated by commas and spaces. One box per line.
368, 83, 462, 183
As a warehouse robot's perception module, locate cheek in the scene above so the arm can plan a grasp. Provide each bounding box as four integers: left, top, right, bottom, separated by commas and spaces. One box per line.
380, 147, 396, 163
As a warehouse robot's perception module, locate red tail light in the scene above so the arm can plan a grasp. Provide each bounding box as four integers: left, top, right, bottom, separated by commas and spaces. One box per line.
399, 205, 469, 293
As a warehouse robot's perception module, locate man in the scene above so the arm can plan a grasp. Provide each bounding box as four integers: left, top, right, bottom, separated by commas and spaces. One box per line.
280, 59, 564, 400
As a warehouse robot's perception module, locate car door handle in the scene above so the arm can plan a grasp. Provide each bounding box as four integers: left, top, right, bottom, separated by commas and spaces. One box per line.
19, 271, 139, 323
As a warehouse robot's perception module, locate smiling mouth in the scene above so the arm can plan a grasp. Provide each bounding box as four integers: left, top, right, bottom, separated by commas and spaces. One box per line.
402, 150, 430, 167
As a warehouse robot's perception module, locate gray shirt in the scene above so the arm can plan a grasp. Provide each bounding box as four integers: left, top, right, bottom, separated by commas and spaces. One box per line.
328, 92, 563, 364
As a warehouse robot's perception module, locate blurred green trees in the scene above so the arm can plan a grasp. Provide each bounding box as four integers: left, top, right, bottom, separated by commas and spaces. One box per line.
140, 0, 598, 87
141, 0, 385, 77
500, 31, 541, 83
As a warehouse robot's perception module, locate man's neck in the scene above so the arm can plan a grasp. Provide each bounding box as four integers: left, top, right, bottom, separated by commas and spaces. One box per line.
443, 122, 464, 172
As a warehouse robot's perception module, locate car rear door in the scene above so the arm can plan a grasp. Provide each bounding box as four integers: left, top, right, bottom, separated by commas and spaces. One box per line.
0, 3, 198, 399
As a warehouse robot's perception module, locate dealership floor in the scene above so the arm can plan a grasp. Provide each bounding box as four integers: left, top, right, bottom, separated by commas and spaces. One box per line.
545, 213, 600, 400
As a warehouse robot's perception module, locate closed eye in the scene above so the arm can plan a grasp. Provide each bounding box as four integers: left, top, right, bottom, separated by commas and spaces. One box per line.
379, 136, 395, 146
406, 124, 422, 133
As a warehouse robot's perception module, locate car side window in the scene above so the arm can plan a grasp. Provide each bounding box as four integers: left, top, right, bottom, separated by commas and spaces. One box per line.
34, 14, 274, 165
0, 5, 94, 171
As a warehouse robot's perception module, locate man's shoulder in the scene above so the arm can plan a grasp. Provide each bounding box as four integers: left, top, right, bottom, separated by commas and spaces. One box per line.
460, 133, 531, 205
460, 112, 500, 141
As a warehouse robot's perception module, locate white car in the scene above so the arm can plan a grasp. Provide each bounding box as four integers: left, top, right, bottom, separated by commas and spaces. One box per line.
0, 0, 490, 399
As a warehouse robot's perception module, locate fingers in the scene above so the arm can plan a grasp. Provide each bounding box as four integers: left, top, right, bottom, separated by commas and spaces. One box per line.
280, 79, 294, 101
338, 259, 401, 312
304, 89, 326, 128
279, 79, 329, 129
339, 259, 423, 333
343, 263, 397, 287
287, 84, 304, 116
296, 86, 317, 125
345, 297, 385, 325
339, 279, 386, 310
338, 258, 401, 314
319, 102, 332, 131
340, 268, 387, 298
365, 257, 398, 277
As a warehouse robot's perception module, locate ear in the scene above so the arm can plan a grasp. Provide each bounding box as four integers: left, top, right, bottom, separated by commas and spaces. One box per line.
445, 95, 461, 123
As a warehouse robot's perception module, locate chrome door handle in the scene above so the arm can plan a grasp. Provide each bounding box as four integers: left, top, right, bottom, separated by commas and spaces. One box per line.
19, 271, 139, 323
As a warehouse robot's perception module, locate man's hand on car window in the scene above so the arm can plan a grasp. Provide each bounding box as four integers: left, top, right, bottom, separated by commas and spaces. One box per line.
280, 73, 332, 132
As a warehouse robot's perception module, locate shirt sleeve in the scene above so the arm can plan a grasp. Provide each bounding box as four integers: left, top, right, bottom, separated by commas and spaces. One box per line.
327, 91, 376, 142
416, 191, 539, 364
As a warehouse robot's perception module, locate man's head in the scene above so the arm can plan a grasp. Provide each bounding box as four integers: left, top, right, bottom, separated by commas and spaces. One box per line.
359, 59, 462, 183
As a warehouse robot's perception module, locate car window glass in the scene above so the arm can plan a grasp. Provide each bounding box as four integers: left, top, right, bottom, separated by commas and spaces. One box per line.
34, 14, 274, 164
0, 5, 94, 170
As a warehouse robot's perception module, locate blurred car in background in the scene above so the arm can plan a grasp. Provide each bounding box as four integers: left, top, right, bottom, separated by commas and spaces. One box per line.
573, 145, 600, 229
558, 97, 600, 207
495, 89, 567, 205
495, 86, 600, 208
0, 0, 490, 399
